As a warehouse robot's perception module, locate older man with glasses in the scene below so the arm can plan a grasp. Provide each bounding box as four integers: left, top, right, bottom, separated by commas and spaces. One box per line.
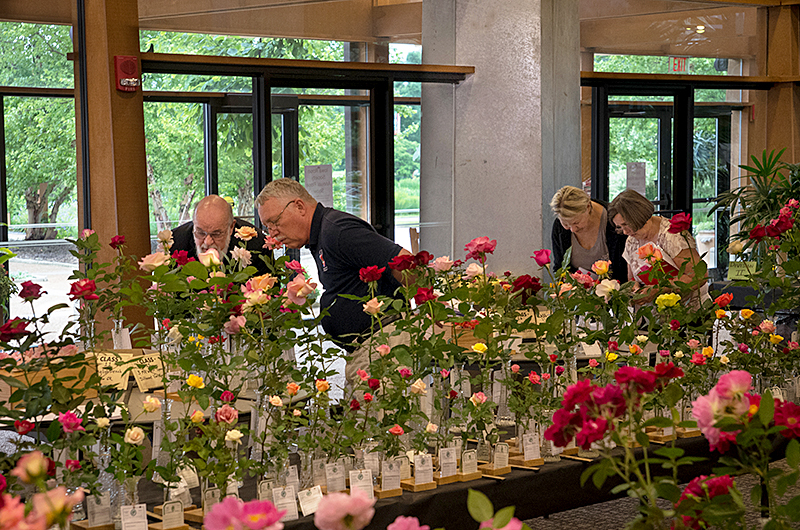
256, 178, 412, 383
171, 194, 271, 275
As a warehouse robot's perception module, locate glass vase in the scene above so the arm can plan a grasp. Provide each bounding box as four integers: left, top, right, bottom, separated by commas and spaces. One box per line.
113, 476, 141, 530
539, 419, 560, 463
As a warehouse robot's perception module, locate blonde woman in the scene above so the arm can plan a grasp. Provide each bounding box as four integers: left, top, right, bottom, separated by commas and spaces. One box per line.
550, 186, 628, 282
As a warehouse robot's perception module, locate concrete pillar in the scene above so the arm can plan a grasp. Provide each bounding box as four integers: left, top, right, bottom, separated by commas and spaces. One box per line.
420, 0, 580, 273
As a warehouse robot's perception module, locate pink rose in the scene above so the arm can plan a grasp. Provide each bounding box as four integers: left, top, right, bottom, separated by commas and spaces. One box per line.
464, 262, 483, 279
469, 391, 487, 406
431, 256, 454, 272
480, 517, 523, 530
220, 391, 235, 403
398, 368, 412, 378
357, 370, 369, 382
58, 411, 85, 434
511, 364, 520, 373
138, 252, 170, 271
377, 344, 391, 357
588, 359, 599, 367
465, 236, 497, 262
215, 404, 239, 425
388, 516, 431, 530
532, 249, 551, 267
440, 369, 450, 378
284, 275, 317, 306
10, 451, 49, 483
223, 315, 246, 335
388, 425, 404, 436
263, 235, 283, 250
759, 320, 776, 334
714, 370, 751, 399
314, 488, 375, 530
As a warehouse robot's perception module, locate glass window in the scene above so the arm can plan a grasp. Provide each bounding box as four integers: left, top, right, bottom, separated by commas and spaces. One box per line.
0, 22, 73, 89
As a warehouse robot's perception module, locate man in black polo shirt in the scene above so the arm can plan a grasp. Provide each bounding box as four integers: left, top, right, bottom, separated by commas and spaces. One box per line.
255, 179, 411, 382
171, 194, 271, 276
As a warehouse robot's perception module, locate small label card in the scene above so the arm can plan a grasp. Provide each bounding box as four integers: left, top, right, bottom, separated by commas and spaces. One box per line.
395, 455, 412, 480
131, 351, 164, 392
663, 426, 675, 436
522, 432, 541, 461
120, 503, 148, 530
325, 462, 346, 492
312, 458, 327, 486
462, 449, 478, 474
151, 420, 164, 458
272, 486, 299, 522
298, 485, 324, 517
87, 492, 112, 527
225, 479, 240, 498
439, 447, 457, 478
161, 500, 184, 529
493, 443, 509, 468
349, 469, 375, 500
178, 466, 200, 489
282, 465, 300, 494
258, 480, 275, 501
364, 452, 381, 477
381, 460, 401, 491
476, 441, 492, 463
414, 454, 433, 484
203, 487, 221, 511
449, 438, 463, 453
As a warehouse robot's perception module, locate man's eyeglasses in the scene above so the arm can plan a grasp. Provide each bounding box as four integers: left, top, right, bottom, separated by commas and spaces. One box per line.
193, 228, 228, 241
264, 199, 296, 231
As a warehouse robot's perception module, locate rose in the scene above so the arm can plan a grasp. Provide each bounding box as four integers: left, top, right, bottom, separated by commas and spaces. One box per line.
235, 226, 258, 241
58, 411, 85, 434
316, 379, 330, 392
364, 392, 374, 403
528, 371, 541, 384
109, 234, 126, 250
589, 359, 599, 367
388, 254, 416, 271
187, 374, 205, 389
595, 279, 620, 302
225, 429, 244, 445
749, 225, 767, 241
702, 346, 714, 357
263, 235, 283, 250
81, 228, 95, 238
359, 265, 386, 283
198, 249, 222, 267
14, 420, 35, 435
223, 315, 247, 335
388, 517, 430, 530
124, 426, 145, 445
425, 423, 438, 434
409, 378, 427, 395
0, 318, 31, 342
440, 369, 450, 378
143, 395, 162, 413
284, 275, 317, 306
246, 274, 278, 293
591, 260, 611, 276
555, 366, 565, 375
68, 278, 100, 301
511, 364, 520, 373
363, 297, 383, 315
350, 399, 361, 411
96, 417, 110, 429
668, 212, 692, 234
464, 262, 483, 278
431, 256, 454, 272
357, 370, 369, 382
531, 249, 551, 266
205, 497, 285, 530
388, 425, 404, 436
191, 410, 205, 423
465, 236, 497, 261
287, 382, 300, 396
368, 378, 380, 390
138, 252, 170, 271
413, 288, 437, 304
216, 404, 239, 424
18, 281, 45, 301
740, 309, 754, 319
231, 247, 252, 266
65, 459, 82, 472
472, 343, 488, 354
269, 395, 283, 407
727, 240, 744, 254
655, 293, 681, 310
11, 451, 49, 483
469, 391, 488, 406
377, 344, 391, 357
172, 250, 193, 265
606, 351, 619, 362
220, 390, 235, 403
690, 353, 706, 365
511, 274, 542, 304
398, 368, 412, 378
759, 319, 776, 334
314, 488, 375, 530
715, 293, 734, 308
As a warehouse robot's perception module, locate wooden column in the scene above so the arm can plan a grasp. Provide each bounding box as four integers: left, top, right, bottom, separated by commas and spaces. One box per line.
72, 0, 152, 336
753, 6, 800, 161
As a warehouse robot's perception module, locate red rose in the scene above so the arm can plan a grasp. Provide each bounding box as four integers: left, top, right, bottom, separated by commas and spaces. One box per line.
715, 293, 734, 308
414, 250, 434, 266
68, 279, 99, 301
172, 250, 194, 266
349, 399, 361, 411
511, 274, 542, 305
668, 212, 692, 234
368, 378, 380, 390
46, 457, 56, 477
363, 393, 373, 403
654, 362, 684, 384
548, 354, 558, 363
359, 266, 386, 283
220, 391, 235, 403
614, 366, 658, 393
413, 287, 438, 305
0, 318, 31, 342
66, 459, 82, 472
18, 281, 44, 301
608, 340, 619, 351
449, 390, 458, 399
670, 319, 681, 331
749, 225, 767, 242
388, 254, 416, 271
14, 420, 35, 435
110, 235, 126, 250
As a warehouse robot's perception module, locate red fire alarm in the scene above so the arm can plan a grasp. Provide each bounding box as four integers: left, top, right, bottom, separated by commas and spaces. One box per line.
114, 55, 140, 92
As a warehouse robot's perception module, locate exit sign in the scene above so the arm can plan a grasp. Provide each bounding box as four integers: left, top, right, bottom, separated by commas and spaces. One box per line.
669, 56, 688, 73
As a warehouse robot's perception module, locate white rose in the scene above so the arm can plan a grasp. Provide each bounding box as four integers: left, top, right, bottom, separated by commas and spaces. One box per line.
143, 396, 161, 413
425, 422, 438, 434
409, 378, 427, 395
198, 248, 221, 267
231, 247, 252, 267
167, 326, 183, 344
595, 279, 621, 302
96, 418, 110, 429
225, 429, 244, 445
124, 426, 145, 445
158, 229, 174, 251
138, 252, 169, 272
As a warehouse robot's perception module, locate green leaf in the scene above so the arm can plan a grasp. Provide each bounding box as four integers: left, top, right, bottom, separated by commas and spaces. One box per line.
654, 447, 684, 460
610, 483, 631, 494
467, 489, 494, 524
662, 383, 684, 408
787, 438, 800, 470
759, 388, 774, 426
655, 482, 682, 503
642, 417, 674, 429
46, 419, 61, 442
493, 506, 515, 529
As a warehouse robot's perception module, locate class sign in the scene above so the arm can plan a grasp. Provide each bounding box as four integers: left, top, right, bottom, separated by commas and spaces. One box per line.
669, 56, 688, 74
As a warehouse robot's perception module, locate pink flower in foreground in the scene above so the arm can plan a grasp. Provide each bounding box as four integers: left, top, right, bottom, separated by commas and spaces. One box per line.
715, 370, 752, 400
314, 488, 375, 530
32, 486, 84, 527
10, 451, 49, 483
224, 315, 247, 335
138, 252, 170, 271
388, 515, 431, 530
58, 411, 85, 434
478, 518, 523, 530
205, 496, 285, 530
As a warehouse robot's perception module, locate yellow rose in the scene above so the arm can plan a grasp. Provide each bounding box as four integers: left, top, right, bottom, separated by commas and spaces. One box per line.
605, 351, 619, 362
143, 395, 162, 413
472, 343, 488, 354
409, 378, 427, 395
190, 410, 205, 423
124, 426, 145, 445
235, 226, 258, 241
591, 260, 611, 276
727, 240, 744, 254
96, 418, 110, 429
635, 335, 648, 344
702, 346, 714, 358
675, 351, 685, 358
225, 429, 243, 445
655, 293, 681, 310
720, 355, 730, 365
186, 374, 205, 389
769, 334, 784, 345
715, 309, 727, 319
740, 309, 754, 320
